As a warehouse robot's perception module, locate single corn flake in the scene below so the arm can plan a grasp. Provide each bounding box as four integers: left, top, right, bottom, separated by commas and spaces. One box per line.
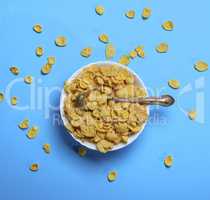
118, 55, 130, 66
27, 126, 39, 139
107, 171, 117, 182
99, 34, 109, 43
168, 80, 180, 89
0, 92, 4, 102
142, 8, 152, 19
164, 155, 173, 168
194, 61, 208, 72
105, 43, 116, 59
47, 56, 56, 65
41, 63, 52, 75
156, 43, 168, 53
11, 96, 18, 105
135, 46, 145, 58
35, 47, 44, 57
43, 143, 51, 154
24, 76, 33, 84
125, 10, 135, 19
55, 36, 67, 47
188, 110, 197, 120
18, 119, 29, 129
80, 47, 92, 58
95, 5, 105, 15
162, 21, 174, 31
30, 163, 39, 172
33, 24, 42, 33
129, 50, 137, 59
78, 147, 87, 157
10, 66, 19, 75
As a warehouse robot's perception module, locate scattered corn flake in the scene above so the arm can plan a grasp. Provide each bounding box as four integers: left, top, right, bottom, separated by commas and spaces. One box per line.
194, 61, 208, 72
11, 96, 18, 105
0, 92, 4, 102
24, 76, 33, 84
18, 119, 29, 129
10, 66, 19, 75
105, 43, 116, 59
188, 110, 197, 120
78, 147, 87, 157
162, 20, 174, 31
30, 163, 39, 172
129, 50, 137, 59
156, 43, 168, 53
47, 56, 56, 65
135, 46, 145, 58
168, 80, 180, 89
27, 126, 39, 139
164, 155, 173, 168
35, 47, 44, 57
33, 24, 42, 33
95, 5, 105, 15
125, 10, 135, 19
107, 171, 117, 182
99, 34, 109, 43
55, 36, 67, 47
43, 143, 51, 154
41, 63, 52, 75
118, 55, 130, 66
80, 47, 92, 58
142, 8, 152, 19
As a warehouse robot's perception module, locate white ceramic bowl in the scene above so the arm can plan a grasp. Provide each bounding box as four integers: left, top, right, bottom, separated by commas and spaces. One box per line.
60, 61, 149, 151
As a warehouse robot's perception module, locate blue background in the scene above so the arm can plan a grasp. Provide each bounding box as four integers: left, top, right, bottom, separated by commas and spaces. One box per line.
0, 0, 209, 200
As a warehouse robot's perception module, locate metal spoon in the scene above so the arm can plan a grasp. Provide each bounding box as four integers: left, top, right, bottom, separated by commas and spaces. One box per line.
110, 95, 175, 107
75, 94, 175, 107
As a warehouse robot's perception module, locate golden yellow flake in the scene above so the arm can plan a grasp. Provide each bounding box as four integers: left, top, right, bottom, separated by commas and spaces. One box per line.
0, 92, 4, 102
156, 43, 168, 53
99, 34, 109, 43
27, 126, 39, 139
129, 50, 137, 59
18, 119, 29, 129
125, 10, 135, 19
33, 24, 42, 33
78, 147, 87, 157
95, 5, 105, 15
47, 56, 56, 65
142, 8, 152, 19
105, 43, 116, 59
188, 110, 197, 120
41, 63, 52, 75
162, 21, 174, 31
80, 47, 92, 57
194, 61, 208, 72
11, 96, 18, 105
43, 144, 51, 154
10, 66, 19, 75
55, 36, 67, 47
135, 46, 145, 58
122, 136, 128, 143
164, 155, 173, 168
107, 171, 117, 182
30, 163, 39, 171
168, 80, 180, 89
35, 47, 44, 57
24, 76, 33, 84
118, 55, 130, 66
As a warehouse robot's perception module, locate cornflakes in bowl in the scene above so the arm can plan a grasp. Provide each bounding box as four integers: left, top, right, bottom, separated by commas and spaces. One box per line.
60, 61, 149, 153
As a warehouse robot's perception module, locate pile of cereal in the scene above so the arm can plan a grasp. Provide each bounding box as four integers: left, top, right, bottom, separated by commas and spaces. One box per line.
63, 64, 148, 153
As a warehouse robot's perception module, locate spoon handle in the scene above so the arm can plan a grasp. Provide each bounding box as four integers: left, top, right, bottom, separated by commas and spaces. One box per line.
112, 95, 175, 107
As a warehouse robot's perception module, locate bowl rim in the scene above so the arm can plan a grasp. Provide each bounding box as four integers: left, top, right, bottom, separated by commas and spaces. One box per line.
60, 61, 150, 152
